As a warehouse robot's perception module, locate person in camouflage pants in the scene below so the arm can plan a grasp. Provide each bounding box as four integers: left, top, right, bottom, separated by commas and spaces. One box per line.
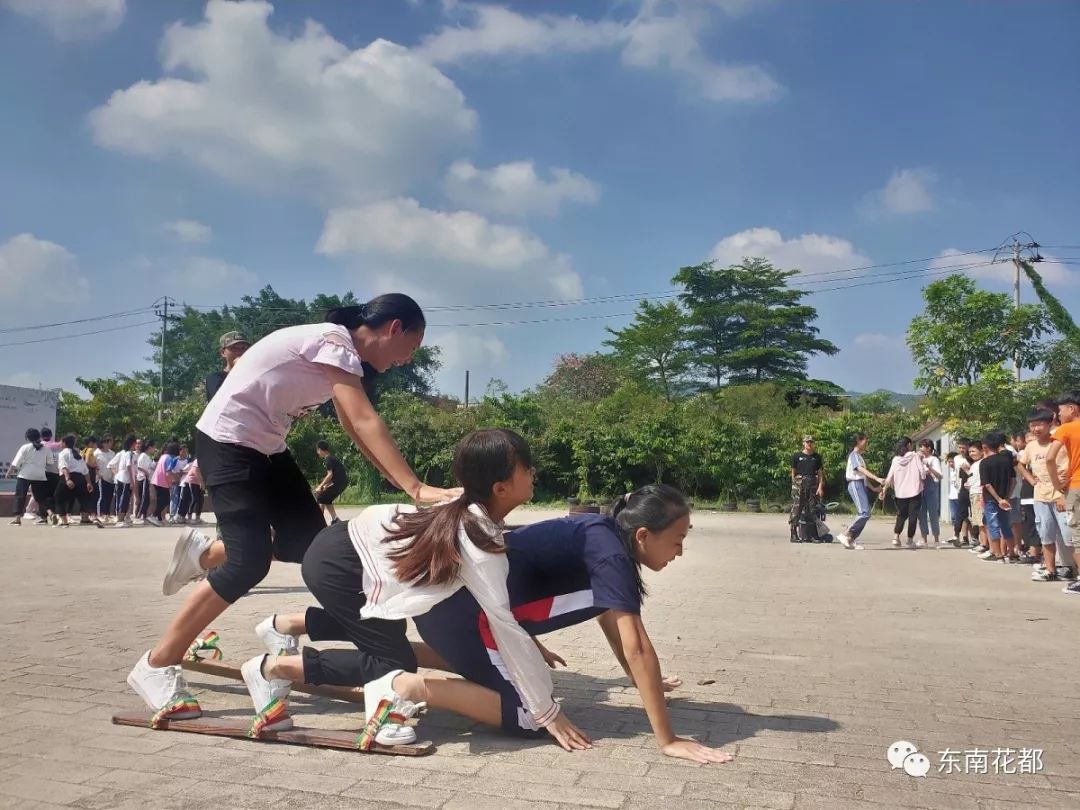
789, 435, 824, 542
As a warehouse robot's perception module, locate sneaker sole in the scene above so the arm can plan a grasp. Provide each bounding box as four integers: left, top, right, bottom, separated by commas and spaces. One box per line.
241, 657, 294, 732
162, 529, 203, 596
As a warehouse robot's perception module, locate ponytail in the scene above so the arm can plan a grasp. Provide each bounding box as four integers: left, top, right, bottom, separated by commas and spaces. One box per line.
25, 427, 42, 450
381, 429, 530, 586
611, 484, 691, 602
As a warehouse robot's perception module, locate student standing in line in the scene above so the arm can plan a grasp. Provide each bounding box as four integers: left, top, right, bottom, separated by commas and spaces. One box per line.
837, 433, 884, 550
135, 439, 157, 523
132, 296, 461, 723
1046, 392, 1080, 595
55, 434, 96, 527
81, 436, 99, 522
150, 442, 179, 527
1020, 411, 1072, 582
168, 446, 191, 523
1011, 431, 1041, 564
95, 436, 117, 524
952, 439, 973, 545
7, 429, 51, 526
109, 436, 140, 527
177, 458, 204, 524
313, 440, 349, 525
916, 439, 944, 547
979, 432, 1017, 563
966, 442, 989, 554
40, 427, 61, 524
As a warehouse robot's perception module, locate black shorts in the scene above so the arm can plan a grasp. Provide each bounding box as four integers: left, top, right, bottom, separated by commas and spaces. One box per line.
315, 485, 346, 505
198, 430, 326, 603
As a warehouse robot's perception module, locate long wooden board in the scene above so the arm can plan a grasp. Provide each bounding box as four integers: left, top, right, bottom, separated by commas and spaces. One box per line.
111, 710, 432, 756
184, 657, 365, 704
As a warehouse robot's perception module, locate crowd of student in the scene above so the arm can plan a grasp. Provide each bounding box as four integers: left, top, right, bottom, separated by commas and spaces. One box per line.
834, 392, 1080, 598
7, 429, 204, 528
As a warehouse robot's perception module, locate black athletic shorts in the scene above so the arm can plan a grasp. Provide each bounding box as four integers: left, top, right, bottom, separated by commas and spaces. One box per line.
315, 485, 346, 505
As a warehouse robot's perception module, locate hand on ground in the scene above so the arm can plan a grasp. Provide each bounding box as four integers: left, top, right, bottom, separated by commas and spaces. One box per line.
545, 712, 592, 752
662, 738, 734, 764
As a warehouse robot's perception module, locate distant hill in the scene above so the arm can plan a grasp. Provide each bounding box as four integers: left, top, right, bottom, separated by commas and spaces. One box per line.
844, 389, 923, 410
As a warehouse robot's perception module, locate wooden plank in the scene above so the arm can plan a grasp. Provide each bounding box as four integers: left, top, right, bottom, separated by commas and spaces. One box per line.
183, 658, 365, 704
111, 710, 432, 756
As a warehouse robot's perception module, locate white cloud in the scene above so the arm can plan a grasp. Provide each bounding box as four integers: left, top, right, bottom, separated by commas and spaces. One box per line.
169, 256, 258, 294
164, 219, 212, 244
317, 197, 584, 302
863, 168, 936, 217
853, 332, 895, 348
444, 160, 599, 218
0, 234, 91, 314
417, 1, 781, 102
710, 227, 872, 274
930, 247, 1075, 287
435, 329, 509, 371
5, 0, 125, 41
89, 0, 476, 203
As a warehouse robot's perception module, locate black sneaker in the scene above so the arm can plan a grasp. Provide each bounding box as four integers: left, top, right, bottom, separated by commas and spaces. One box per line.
1056, 567, 1077, 581
1063, 581, 1080, 595
1017, 553, 1039, 565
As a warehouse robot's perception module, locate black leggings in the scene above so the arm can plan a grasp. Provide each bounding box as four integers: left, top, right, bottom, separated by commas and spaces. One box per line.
198, 430, 326, 604
152, 484, 170, 520
299, 520, 417, 686
42, 472, 59, 515
56, 472, 95, 517
178, 483, 204, 518
894, 495, 922, 538
13, 478, 51, 517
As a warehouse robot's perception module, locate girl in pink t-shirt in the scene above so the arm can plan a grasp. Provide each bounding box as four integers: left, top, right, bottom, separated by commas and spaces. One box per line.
130, 294, 461, 725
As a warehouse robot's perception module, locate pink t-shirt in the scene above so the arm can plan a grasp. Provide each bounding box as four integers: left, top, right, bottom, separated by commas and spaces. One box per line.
152, 455, 173, 488
196, 323, 364, 455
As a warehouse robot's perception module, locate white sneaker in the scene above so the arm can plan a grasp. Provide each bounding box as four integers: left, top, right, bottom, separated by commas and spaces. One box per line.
837, 533, 852, 549
147, 516, 163, 527
162, 528, 213, 596
255, 615, 299, 657
127, 651, 201, 718
241, 655, 294, 732
978, 550, 996, 560
915, 538, 928, 548
364, 669, 422, 746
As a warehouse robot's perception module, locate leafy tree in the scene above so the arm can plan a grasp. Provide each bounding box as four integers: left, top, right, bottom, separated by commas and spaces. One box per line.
57, 377, 159, 439
906, 275, 1049, 393
603, 300, 692, 401
674, 259, 838, 387
541, 353, 623, 401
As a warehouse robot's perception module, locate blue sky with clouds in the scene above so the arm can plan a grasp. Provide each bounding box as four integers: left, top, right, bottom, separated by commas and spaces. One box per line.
2, 0, 1078, 398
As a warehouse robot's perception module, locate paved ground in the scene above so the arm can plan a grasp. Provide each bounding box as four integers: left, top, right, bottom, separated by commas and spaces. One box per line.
1, 507, 1078, 810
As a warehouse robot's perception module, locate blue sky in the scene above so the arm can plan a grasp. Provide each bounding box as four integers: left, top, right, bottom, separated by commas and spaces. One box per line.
2, 0, 1078, 399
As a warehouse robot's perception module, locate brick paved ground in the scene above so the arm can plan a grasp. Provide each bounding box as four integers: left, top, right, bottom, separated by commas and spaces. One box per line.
1, 507, 1078, 809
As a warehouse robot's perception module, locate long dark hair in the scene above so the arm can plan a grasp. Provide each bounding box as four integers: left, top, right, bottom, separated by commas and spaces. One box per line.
62, 434, 77, 450
894, 436, 912, 457
611, 484, 691, 602
326, 295, 425, 401
383, 429, 531, 586
25, 428, 42, 450
121, 435, 138, 452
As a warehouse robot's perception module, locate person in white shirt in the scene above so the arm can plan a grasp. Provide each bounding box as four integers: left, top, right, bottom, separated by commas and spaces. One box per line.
108, 435, 140, 526
129, 295, 460, 727
55, 434, 95, 527
837, 433, 885, 550
135, 438, 157, 522
916, 439, 944, 546
238, 428, 591, 751
94, 436, 117, 523
6, 428, 51, 526
966, 442, 989, 553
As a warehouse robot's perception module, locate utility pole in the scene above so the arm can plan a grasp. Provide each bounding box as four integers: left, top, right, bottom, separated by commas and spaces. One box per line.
992, 234, 1041, 382
154, 296, 175, 419
464, 369, 470, 409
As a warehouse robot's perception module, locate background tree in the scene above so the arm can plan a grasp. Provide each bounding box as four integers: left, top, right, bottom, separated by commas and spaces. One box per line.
603, 300, 692, 401
675, 258, 838, 388
541, 353, 623, 401
906, 275, 1049, 394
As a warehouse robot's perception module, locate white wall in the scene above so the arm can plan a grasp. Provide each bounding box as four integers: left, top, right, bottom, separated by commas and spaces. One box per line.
0, 385, 58, 475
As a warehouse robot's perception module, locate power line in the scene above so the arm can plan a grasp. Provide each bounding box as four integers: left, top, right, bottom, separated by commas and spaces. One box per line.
0, 320, 159, 348
0, 305, 157, 335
